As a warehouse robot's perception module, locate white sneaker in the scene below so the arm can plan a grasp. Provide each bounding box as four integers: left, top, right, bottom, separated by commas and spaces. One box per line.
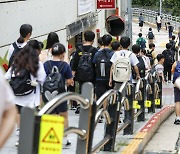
15, 140, 19, 147
16, 129, 20, 136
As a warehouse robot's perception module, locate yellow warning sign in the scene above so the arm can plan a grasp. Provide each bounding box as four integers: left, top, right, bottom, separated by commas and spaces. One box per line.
133, 101, 141, 109
38, 115, 64, 154
145, 100, 152, 108
155, 99, 161, 105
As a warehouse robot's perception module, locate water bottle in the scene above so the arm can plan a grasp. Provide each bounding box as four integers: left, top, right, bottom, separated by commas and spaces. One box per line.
100, 60, 105, 77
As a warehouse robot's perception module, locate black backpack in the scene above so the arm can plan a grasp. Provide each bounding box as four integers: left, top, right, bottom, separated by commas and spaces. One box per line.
9, 68, 35, 96
42, 61, 66, 103
164, 50, 174, 65
76, 46, 94, 82
95, 49, 112, 80
132, 56, 145, 79
9, 42, 22, 68
148, 32, 154, 39
146, 50, 154, 66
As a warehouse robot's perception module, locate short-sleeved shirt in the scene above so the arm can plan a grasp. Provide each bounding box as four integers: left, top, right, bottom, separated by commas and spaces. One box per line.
155, 64, 164, 74
44, 60, 73, 80
0, 68, 15, 124
110, 50, 139, 66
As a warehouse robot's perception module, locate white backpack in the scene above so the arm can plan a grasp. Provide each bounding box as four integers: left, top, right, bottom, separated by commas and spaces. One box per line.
113, 52, 132, 82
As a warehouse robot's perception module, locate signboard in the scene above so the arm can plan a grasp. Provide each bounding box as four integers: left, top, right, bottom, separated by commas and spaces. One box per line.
78, 0, 93, 16
38, 115, 64, 154
97, 0, 116, 9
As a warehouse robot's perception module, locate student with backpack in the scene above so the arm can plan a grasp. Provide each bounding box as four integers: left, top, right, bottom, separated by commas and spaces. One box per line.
162, 43, 175, 82
7, 24, 32, 68
141, 49, 151, 70
132, 44, 148, 84
146, 43, 157, 66
171, 59, 180, 125
156, 13, 162, 32
136, 33, 146, 50
109, 37, 140, 89
146, 28, 155, 45
43, 43, 74, 147
169, 35, 178, 56
5, 45, 46, 146
72, 31, 98, 93
39, 32, 60, 63
155, 54, 165, 82
93, 34, 114, 102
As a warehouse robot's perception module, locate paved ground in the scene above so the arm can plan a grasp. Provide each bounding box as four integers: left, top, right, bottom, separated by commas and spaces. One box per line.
0, 21, 177, 154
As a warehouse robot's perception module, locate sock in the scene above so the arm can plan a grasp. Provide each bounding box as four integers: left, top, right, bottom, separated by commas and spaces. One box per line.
176, 116, 180, 120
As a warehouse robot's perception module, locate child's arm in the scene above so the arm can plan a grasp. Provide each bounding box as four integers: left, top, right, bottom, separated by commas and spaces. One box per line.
109, 65, 113, 87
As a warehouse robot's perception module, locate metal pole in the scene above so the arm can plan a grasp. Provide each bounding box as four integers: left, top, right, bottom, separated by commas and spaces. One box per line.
160, 0, 162, 14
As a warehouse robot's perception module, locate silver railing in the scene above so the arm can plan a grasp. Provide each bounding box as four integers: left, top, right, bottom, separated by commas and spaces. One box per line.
132, 8, 180, 31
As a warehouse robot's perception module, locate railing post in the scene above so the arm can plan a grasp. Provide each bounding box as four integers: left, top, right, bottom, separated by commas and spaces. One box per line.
124, 83, 135, 135
103, 93, 119, 151
76, 82, 94, 154
156, 76, 163, 109
87, 101, 97, 154
148, 76, 155, 113
137, 79, 146, 122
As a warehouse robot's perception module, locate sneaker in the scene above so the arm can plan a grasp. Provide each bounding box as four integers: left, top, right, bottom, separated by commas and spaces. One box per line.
16, 129, 20, 136
63, 140, 71, 149
174, 119, 180, 125
15, 140, 19, 147
98, 117, 103, 123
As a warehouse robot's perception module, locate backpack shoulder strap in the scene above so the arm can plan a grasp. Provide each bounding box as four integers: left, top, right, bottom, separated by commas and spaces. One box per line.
47, 61, 53, 73
58, 62, 66, 73
78, 46, 85, 53
87, 46, 94, 53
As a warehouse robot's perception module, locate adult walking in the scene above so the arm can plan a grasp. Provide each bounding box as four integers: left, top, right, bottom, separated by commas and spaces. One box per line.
156, 13, 162, 32
139, 13, 144, 31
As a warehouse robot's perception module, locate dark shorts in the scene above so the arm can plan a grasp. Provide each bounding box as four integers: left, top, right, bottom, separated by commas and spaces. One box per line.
52, 102, 68, 114
96, 80, 111, 100
16, 105, 39, 114
139, 22, 143, 27
174, 87, 180, 102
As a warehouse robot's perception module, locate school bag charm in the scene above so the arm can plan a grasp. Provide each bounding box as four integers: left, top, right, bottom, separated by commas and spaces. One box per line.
42, 62, 65, 103
113, 52, 132, 82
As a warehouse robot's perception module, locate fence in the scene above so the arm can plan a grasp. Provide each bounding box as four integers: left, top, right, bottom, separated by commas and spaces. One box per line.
18, 69, 162, 154
132, 8, 180, 32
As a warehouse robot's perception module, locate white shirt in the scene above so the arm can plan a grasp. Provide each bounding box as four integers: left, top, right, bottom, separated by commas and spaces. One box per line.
142, 55, 151, 69
7, 41, 27, 61
4, 61, 46, 108
155, 64, 164, 74
156, 16, 162, 24
110, 49, 139, 66
0, 68, 15, 125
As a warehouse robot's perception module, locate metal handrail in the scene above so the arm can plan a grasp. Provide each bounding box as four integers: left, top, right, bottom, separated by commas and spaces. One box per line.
145, 72, 153, 84
121, 97, 130, 111
38, 92, 90, 115
146, 83, 153, 94
135, 79, 143, 100
64, 127, 87, 140
96, 89, 118, 111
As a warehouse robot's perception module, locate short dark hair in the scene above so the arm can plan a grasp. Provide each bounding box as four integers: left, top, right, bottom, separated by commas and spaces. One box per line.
149, 28, 152, 31
138, 33, 142, 37
132, 44, 140, 54
111, 41, 120, 50
141, 48, 146, 55
98, 37, 103, 46
120, 37, 131, 49
46, 32, 59, 49
84, 31, 95, 42
102, 34, 112, 46
167, 22, 170, 25
28, 40, 42, 51
149, 43, 155, 49
52, 43, 65, 56
166, 43, 172, 49
140, 13, 142, 15
157, 54, 165, 62
172, 35, 176, 40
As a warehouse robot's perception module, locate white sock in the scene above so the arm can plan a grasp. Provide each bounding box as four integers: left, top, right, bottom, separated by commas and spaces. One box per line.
176, 117, 180, 120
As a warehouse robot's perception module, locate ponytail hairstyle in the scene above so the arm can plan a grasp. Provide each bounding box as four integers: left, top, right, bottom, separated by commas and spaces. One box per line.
17, 24, 33, 43
12, 45, 39, 77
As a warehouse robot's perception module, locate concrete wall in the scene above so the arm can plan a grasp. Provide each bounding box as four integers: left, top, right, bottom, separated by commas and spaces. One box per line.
0, 0, 114, 63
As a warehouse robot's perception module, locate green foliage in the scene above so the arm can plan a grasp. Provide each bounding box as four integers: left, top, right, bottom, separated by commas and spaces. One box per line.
132, 0, 180, 16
